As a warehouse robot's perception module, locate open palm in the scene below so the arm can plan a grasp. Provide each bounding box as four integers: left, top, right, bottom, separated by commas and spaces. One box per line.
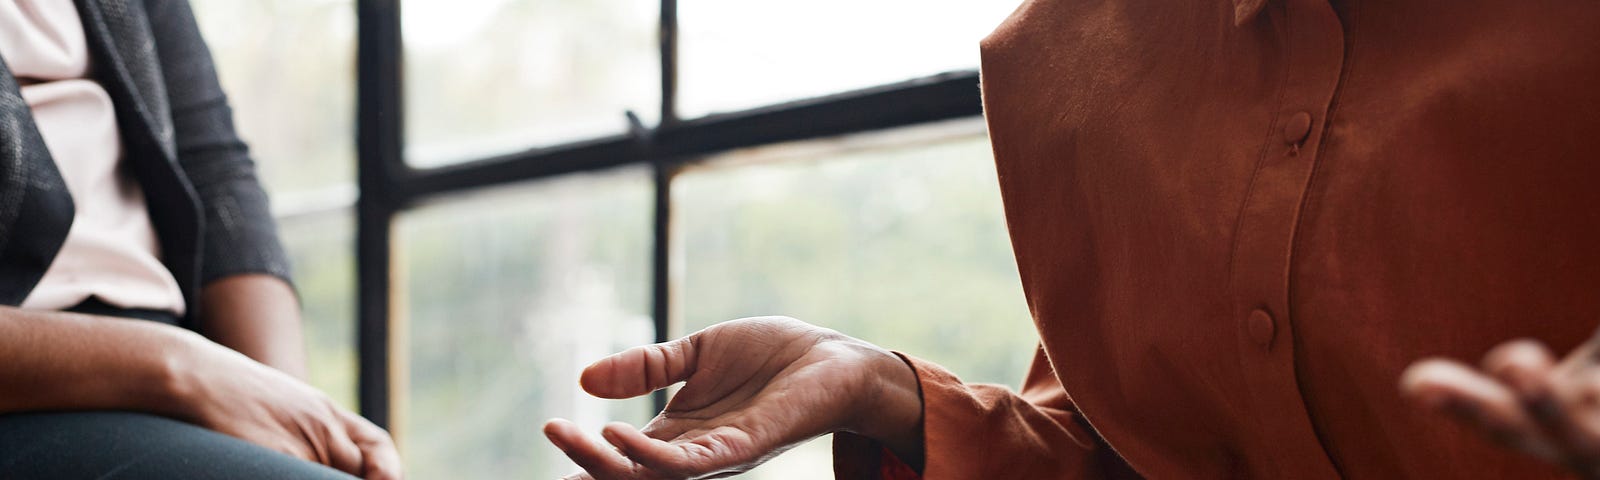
544, 316, 916, 480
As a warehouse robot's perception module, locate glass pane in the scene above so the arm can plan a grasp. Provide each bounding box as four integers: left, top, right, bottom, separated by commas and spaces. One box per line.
279, 211, 358, 410
674, 121, 1037, 478
396, 169, 656, 478
403, 0, 660, 167
191, 0, 355, 194
678, 0, 1022, 117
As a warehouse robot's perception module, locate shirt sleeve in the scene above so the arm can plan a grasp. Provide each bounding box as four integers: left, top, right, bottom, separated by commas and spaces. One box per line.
144, 0, 294, 287
833, 348, 1138, 479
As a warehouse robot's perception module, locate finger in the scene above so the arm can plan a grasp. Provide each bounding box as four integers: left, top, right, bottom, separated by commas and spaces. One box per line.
321, 412, 366, 477
340, 410, 403, 480
581, 337, 699, 399
601, 422, 697, 475
1568, 331, 1600, 367
604, 421, 758, 476
638, 415, 696, 443
1532, 362, 1600, 466
1477, 341, 1597, 462
1484, 339, 1558, 397
1522, 375, 1600, 471
1401, 358, 1556, 456
543, 418, 639, 479
358, 434, 403, 480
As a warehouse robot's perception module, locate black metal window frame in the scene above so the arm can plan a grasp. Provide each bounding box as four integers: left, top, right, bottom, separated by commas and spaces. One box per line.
354, 0, 984, 428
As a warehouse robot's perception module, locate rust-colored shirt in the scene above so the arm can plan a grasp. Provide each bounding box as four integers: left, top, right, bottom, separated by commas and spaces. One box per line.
837, 0, 1600, 478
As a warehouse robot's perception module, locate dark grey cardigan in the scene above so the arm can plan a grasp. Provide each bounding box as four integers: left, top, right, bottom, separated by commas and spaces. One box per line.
0, 0, 291, 327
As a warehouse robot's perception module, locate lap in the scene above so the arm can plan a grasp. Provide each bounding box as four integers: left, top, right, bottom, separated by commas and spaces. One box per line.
0, 411, 355, 480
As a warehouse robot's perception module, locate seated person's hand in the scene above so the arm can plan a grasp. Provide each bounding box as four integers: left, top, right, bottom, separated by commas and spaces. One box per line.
544, 316, 922, 480
1402, 335, 1600, 479
170, 332, 402, 480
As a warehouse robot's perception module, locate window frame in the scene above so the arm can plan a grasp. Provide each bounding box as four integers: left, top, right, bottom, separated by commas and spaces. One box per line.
352, 0, 985, 428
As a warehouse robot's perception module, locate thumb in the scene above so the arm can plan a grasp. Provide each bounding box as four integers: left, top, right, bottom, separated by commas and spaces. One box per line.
580, 336, 699, 399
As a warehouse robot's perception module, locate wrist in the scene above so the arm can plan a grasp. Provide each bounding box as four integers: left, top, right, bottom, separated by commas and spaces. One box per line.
147, 329, 216, 420
853, 347, 925, 469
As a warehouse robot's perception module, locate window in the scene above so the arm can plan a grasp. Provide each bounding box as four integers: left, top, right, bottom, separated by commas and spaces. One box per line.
278, 210, 358, 408
678, 0, 1018, 117
401, 0, 660, 165
394, 171, 655, 478
200, 0, 1033, 477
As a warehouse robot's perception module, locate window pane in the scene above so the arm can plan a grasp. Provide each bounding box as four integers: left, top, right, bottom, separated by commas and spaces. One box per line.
396, 170, 655, 478
191, 0, 355, 194
403, 0, 660, 167
279, 211, 359, 410
678, 0, 1022, 117
674, 121, 1037, 478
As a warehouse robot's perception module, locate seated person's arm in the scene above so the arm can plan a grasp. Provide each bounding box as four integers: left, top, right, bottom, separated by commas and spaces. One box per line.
144, 0, 306, 379
0, 307, 399, 479
201, 273, 308, 378
0, 307, 206, 415
544, 317, 1130, 479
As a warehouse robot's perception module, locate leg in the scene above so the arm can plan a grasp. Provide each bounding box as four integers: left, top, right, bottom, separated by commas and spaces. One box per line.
0, 411, 357, 479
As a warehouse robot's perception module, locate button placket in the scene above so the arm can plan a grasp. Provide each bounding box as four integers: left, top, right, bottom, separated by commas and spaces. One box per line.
1225, 0, 1348, 478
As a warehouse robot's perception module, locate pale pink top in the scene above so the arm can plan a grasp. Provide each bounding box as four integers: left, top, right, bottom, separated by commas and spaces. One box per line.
1, 0, 185, 314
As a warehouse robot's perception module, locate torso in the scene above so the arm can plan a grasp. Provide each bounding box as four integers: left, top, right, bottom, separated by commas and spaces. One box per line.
982, 0, 1600, 477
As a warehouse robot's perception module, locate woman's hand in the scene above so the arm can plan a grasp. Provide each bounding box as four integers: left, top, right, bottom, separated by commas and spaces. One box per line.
169, 333, 402, 480
1402, 335, 1600, 478
543, 316, 924, 480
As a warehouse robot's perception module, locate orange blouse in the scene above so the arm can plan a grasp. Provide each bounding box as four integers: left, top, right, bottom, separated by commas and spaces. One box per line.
837, 0, 1600, 478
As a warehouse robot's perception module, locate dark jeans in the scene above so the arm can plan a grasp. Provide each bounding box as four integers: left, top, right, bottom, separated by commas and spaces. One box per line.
0, 412, 354, 479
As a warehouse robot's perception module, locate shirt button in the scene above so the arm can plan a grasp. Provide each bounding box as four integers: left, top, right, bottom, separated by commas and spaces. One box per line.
1283, 112, 1313, 145
1248, 309, 1276, 347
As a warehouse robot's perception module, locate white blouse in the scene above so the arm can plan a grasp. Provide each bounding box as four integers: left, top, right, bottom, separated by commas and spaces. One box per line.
1, 0, 186, 315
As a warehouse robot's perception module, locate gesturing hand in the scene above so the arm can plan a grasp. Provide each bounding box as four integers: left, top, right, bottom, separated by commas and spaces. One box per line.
172, 334, 402, 480
543, 316, 923, 480
1402, 336, 1600, 478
